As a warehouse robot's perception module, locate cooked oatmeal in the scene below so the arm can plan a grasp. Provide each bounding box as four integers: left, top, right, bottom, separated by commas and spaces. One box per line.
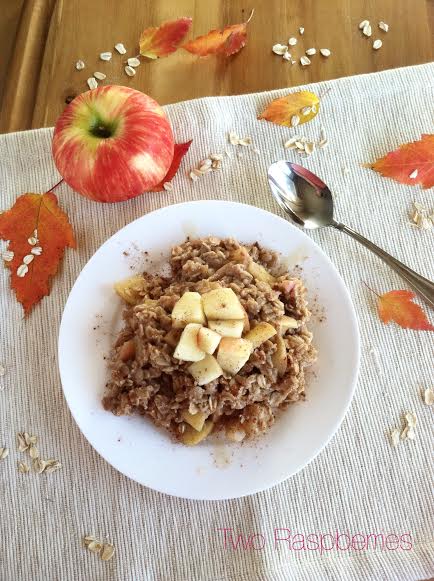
102, 237, 317, 444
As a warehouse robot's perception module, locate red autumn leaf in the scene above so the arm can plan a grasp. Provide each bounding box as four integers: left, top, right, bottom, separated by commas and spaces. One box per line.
183, 9, 254, 57
0, 192, 76, 314
149, 140, 193, 191
139, 17, 192, 59
377, 290, 434, 331
368, 134, 434, 189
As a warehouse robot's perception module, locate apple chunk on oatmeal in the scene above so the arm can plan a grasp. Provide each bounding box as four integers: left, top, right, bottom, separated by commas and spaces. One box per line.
102, 237, 316, 445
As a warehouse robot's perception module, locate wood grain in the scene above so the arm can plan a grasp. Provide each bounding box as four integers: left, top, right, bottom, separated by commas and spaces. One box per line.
0, 0, 433, 133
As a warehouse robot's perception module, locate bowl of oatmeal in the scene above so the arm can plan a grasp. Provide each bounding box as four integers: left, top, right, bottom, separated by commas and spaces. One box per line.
59, 201, 359, 500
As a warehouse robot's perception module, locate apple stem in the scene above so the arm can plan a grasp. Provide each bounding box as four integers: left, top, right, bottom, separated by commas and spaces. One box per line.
46, 178, 64, 194
362, 281, 380, 297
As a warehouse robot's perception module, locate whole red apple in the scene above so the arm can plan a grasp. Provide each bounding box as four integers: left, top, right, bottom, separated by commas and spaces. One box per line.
52, 85, 174, 202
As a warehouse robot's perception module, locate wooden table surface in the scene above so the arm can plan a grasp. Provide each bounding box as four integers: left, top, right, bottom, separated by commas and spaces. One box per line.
0, 0, 433, 134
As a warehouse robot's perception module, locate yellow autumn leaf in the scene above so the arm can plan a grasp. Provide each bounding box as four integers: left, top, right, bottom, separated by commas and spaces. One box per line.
258, 91, 320, 127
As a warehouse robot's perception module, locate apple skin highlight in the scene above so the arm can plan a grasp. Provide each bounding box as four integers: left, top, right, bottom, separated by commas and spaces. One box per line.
52, 85, 174, 202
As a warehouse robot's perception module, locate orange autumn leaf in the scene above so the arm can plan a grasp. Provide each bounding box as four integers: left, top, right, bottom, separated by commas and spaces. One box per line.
183, 9, 254, 57
377, 290, 434, 331
0, 192, 76, 314
258, 91, 320, 127
150, 140, 193, 191
368, 134, 434, 189
139, 17, 192, 59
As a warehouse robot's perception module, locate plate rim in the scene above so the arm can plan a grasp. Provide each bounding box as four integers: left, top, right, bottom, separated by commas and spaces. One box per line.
58, 200, 360, 500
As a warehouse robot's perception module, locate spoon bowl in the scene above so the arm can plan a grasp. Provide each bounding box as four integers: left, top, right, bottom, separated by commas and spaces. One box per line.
268, 161, 334, 229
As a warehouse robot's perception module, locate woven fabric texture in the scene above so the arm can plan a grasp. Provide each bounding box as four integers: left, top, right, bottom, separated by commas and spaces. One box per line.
0, 63, 433, 581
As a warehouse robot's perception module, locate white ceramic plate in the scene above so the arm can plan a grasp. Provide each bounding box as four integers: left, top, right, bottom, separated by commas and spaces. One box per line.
59, 201, 359, 500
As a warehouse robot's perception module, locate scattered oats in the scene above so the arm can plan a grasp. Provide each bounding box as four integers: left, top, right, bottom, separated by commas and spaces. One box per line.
124, 66, 136, 77
189, 171, 199, 182
93, 71, 106, 80
210, 153, 223, 161
0, 447, 9, 461
390, 429, 400, 448
318, 138, 328, 148
17, 264, 28, 278
29, 445, 39, 459
31, 246, 43, 255
17, 433, 28, 452
305, 48, 316, 56
295, 141, 305, 150
359, 19, 370, 29
189, 402, 199, 415
127, 57, 141, 67
378, 21, 389, 32
87, 77, 98, 90
301, 106, 311, 116
101, 543, 115, 561
209, 396, 217, 412
373, 39, 382, 50
199, 159, 212, 171
409, 201, 433, 230
299, 27, 304, 35
291, 60, 296, 65
288, 37, 297, 46
282, 51, 292, 61
304, 142, 315, 155
28, 236, 37, 246
75, 60, 85, 70
406, 426, 416, 440
291, 115, 300, 127
311, 104, 317, 113
409, 169, 418, 179
300, 55, 311, 66
284, 136, 300, 148
88, 540, 103, 554
44, 459, 62, 474
211, 160, 222, 169
33, 458, 47, 474
400, 426, 409, 440
23, 254, 34, 265
363, 24, 372, 37
272, 44, 288, 55
163, 182, 173, 191
320, 48, 331, 57
229, 131, 239, 145
33, 229, 38, 238
100, 52, 112, 61
238, 137, 252, 146
405, 411, 417, 428
423, 387, 434, 406
192, 168, 203, 177
24, 433, 37, 446
17, 460, 29, 474
84, 535, 97, 546
114, 43, 126, 54
0, 364, 5, 376
2, 250, 14, 262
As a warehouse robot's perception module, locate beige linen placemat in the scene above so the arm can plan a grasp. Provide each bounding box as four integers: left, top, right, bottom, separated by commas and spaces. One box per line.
0, 63, 433, 581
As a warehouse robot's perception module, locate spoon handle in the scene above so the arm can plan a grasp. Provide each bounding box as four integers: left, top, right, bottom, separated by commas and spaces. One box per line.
332, 222, 434, 309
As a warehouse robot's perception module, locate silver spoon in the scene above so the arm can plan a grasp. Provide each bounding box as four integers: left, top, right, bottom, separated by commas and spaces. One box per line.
268, 161, 434, 308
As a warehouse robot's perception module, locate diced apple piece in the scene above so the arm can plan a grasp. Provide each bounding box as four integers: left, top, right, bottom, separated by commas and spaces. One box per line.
197, 327, 221, 354
114, 275, 146, 305
217, 337, 252, 375
180, 421, 214, 446
247, 261, 276, 284
119, 339, 135, 361
278, 315, 299, 335
229, 245, 250, 266
181, 410, 208, 432
171, 291, 206, 328
208, 319, 244, 338
244, 322, 277, 349
188, 354, 223, 385
173, 324, 205, 362
201, 288, 245, 320
272, 335, 287, 376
